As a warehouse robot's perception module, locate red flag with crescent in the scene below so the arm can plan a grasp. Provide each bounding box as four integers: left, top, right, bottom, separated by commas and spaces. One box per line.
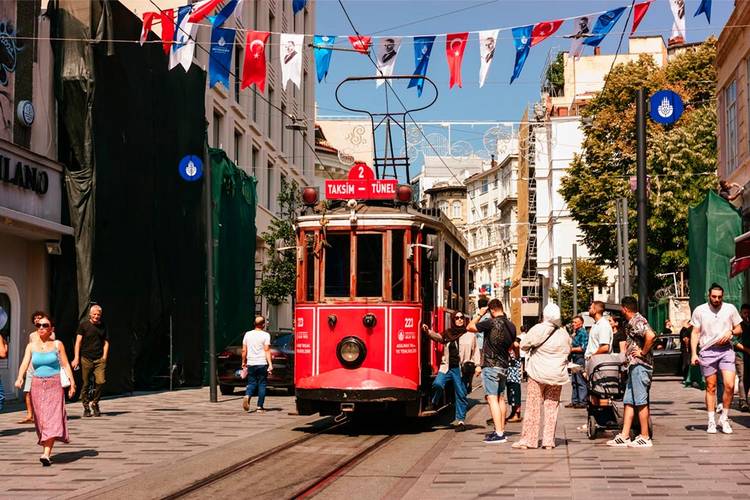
349, 35, 372, 54
188, 0, 223, 23
631, 1, 653, 35
242, 31, 270, 91
445, 32, 468, 88
531, 19, 563, 47
160, 9, 174, 55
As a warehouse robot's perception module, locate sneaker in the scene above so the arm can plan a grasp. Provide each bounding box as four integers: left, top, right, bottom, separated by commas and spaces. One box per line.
455, 421, 466, 432
83, 407, 92, 418
564, 403, 577, 408
740, 403, 750, 413
92, 404, 101, 417
628, 436, 653, 448
242, 396, 250, 412
506, 414, 523, 423
606, 434, 631, 447
483, 432, 508, 444
256, 407, 266, 414
721, 419, 733, 434
707, 420, 717, 434
717, 403, 724, 414
39, 456, 51, 467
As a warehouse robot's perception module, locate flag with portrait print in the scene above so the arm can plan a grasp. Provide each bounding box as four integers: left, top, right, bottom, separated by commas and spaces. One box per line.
478, 29, 498, 88
280, 33, 304, 90
375, 36, 402, 86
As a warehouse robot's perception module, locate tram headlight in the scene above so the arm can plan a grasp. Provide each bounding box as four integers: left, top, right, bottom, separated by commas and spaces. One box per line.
337, 336, 367, 368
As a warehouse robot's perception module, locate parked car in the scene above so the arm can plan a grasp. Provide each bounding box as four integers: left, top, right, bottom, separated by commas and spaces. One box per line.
217, 332, 295, 395
652, 334, 682, 376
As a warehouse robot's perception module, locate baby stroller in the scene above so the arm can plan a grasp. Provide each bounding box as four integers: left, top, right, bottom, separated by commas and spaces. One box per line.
585, 354, 653, 440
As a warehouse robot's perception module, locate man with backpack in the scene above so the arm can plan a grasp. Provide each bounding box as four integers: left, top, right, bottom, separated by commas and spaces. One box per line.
468, 298, 517, 444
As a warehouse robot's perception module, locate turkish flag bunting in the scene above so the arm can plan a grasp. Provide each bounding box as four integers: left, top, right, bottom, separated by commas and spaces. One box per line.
160, 9, 174, 55
140, 12, 157, 46
349, 35, 372, 54
531, 19, 563, 47
445, 32, 468, 88
242, 31, 270, 92
631, 0, 653, 34
188, 0, 224, 23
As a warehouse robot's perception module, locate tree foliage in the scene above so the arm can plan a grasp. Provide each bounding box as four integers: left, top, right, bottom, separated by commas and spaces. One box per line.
545, 52, 565, 95
257, 178, 300, 306
550, 259, 608, 322
559, 39, 718, 293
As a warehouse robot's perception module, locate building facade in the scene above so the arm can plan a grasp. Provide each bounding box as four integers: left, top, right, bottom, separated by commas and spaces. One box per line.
123, 0, 317, 331
424, 182, 468, 226
0, 2, 73, 398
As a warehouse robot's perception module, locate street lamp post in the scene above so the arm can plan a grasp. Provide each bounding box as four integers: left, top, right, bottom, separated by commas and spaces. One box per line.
636, 88, 649, 315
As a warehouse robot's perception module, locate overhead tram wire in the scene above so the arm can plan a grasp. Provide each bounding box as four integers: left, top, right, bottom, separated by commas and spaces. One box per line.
335, 0, 486, 215
146, 0, 339, 182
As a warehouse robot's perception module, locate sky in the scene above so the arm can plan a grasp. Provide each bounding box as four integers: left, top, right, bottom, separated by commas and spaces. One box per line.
313, 0, 734, 124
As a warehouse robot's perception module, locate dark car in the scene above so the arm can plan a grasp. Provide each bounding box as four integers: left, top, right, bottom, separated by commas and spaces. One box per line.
217, 332, 294, 395
652, 334, 682, 375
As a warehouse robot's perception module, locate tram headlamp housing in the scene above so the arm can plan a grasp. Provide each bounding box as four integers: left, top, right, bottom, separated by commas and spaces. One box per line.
337, 336, 367, 368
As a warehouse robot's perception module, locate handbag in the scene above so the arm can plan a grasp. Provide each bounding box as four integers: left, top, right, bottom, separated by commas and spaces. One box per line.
527, 326, 557, 358
55, 341, 71, 388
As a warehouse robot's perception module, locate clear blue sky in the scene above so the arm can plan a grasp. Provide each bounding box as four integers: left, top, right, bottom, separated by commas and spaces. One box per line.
314, 0, 734, 123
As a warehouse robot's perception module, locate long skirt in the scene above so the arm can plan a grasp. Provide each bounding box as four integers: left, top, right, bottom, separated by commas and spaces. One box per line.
30, 375, 70, 445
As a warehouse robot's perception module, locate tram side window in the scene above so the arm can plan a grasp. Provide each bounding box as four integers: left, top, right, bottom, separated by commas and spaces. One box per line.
392, 230, 404, 301
325, 234, 350, 297
306, 245, 315, 301
444, 243, 452, 309
357, 234, 383, 297
459, 256, 466, 312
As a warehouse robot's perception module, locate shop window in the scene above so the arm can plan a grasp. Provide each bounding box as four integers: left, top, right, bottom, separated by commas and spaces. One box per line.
356, 234, 383, 297
325, 234, 350, 297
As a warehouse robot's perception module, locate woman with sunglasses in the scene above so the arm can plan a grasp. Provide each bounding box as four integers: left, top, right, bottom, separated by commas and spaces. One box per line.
422, 312, 481, 432
15, 315, 76, 466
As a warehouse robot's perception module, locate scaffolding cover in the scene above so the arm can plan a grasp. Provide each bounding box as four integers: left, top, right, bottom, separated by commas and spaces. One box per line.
688, 191, 744, 311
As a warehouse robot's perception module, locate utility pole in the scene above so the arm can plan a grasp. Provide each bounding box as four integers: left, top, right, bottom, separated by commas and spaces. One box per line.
557, 256, 562, 306
616, 200, 624, 300
204, 146, 217, 403
621, 198, 631, 296
572, 244, 578, 316
636, 89, 649, 314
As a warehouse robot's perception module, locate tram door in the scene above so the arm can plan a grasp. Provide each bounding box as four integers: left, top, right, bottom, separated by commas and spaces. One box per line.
420, 233, 437, 385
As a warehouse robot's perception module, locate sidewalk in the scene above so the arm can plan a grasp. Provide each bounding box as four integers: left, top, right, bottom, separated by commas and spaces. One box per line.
403, 377, 750, 499
0, 388, 304, 499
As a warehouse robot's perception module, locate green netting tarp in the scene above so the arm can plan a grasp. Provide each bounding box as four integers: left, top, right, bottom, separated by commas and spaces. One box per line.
688, 191, 744, 310
208, 148, 257, 373
648, 299, 669, 333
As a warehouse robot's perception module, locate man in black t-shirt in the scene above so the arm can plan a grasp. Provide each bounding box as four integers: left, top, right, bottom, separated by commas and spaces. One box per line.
72, 305, 109, 417
468, 298, 516, 444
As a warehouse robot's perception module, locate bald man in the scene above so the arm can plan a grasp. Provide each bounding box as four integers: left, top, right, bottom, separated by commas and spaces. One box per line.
241, 316, 273, 413
73, 304, 109, 417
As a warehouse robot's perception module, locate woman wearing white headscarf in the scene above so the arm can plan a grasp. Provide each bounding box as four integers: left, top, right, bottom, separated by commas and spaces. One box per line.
512, 303, 571, 449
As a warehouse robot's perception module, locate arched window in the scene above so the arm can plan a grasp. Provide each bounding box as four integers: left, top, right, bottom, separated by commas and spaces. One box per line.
438, 200, 449, 214
452, 201, 461, 218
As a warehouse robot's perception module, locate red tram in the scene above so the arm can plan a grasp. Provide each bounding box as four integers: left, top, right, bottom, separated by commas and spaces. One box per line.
293, 163, 469, 417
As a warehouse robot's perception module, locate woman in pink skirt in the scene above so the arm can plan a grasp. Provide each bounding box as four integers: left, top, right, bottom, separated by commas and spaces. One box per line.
15, 315, 76, 466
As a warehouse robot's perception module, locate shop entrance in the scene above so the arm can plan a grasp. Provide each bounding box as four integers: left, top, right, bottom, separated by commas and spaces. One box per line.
0, 276, 20, 400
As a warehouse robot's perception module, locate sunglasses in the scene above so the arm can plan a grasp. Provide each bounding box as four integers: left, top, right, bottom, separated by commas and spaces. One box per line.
454, 315, 465, 320
35, 323, 51, 329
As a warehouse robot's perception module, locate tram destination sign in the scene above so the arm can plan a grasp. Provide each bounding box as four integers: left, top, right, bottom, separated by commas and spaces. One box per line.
325, 162, 398, 200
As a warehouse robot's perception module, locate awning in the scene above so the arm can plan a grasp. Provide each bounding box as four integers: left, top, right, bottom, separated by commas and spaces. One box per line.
730, 230, 750, 277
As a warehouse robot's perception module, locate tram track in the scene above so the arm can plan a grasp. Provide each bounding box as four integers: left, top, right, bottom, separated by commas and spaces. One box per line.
160, 417, 398, 500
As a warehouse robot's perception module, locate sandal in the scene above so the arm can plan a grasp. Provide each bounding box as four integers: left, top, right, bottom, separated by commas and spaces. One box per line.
511, 442, 529, 449
18, 417, 34, 424
40, 456, 51, 467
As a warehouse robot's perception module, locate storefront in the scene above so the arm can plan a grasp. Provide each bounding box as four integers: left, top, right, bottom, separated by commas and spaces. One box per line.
0, 139, 72, 400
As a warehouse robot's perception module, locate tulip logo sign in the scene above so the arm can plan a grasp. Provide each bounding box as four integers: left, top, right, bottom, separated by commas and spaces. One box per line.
649, 90, 683, 125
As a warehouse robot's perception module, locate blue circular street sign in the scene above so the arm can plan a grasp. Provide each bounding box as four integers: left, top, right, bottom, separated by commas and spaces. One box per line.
649, 90, 684, 125
179, 155, 203, 181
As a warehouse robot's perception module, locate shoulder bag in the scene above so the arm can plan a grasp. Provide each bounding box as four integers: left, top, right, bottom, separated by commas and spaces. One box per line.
55, 341, 71, 388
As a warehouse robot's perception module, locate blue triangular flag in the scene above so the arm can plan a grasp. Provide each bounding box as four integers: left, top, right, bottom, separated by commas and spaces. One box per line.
583, 7, 627, 47
293, 0, 307, 14
314, 35, 336, 83
694, 0, 711, 23
407, 36, 435, 97
510, 25, 533, 84
209, 27, 235, 88
212, 0, 238, 27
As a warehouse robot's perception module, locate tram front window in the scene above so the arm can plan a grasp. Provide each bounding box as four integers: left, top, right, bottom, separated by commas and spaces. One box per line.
325, 234, 351, 297
357, 234, 383, 297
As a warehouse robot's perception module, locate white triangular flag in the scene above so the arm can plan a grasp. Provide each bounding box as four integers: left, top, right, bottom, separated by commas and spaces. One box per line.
280, 33, 304, 91
375, 36, 402, 87
567, 15, 592, 58
669, 0, 686, 39
169, 6, 198, 71
478, 29, 499, 88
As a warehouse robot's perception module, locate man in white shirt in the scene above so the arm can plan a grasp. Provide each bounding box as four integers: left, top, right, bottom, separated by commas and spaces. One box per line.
691, 283, 742, 434
241, 316, 273, 413
585, 301, 613, 360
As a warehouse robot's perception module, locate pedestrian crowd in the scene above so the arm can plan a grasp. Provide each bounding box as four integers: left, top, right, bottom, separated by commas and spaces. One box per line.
0, 305, 109, 466
421, 284, 748, 449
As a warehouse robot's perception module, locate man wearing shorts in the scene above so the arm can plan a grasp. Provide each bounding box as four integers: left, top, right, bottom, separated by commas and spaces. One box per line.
691, 283, 742, 434
468, 298, 516, 444
607, 296, 656, 448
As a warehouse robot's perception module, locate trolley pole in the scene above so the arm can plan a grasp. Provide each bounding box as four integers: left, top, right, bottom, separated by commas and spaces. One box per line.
636, 88, 649, 314
205, 145, 218, 403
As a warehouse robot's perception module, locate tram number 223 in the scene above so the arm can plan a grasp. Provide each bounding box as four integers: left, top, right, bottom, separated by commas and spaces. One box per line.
404, 318, 414, 329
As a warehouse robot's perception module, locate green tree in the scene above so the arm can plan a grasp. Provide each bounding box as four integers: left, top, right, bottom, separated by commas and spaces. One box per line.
559, 38, 718, 294
544, 52, 565, 95
257, 178, 301, 306
550, 259, 609, 323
